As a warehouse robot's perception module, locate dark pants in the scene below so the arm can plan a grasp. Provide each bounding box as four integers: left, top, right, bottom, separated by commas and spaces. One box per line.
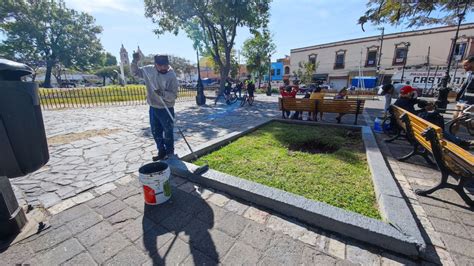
149, 106, 174, 155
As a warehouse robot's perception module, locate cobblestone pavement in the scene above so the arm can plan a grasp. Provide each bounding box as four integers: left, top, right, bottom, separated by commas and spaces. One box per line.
12, 95, 281, 208
3, 174, 419, 265
364, 100, 474, 265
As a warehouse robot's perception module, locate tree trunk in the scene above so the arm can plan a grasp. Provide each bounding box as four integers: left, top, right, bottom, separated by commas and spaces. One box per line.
44, 60, 54, 88
258, 68, 262, 89
102, 76, 106, 86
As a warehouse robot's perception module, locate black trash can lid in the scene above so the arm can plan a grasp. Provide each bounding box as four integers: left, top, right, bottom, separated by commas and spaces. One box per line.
0, 59, 33, 81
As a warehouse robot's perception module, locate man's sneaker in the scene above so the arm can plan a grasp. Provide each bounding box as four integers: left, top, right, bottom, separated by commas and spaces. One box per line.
152, 153, 167, 162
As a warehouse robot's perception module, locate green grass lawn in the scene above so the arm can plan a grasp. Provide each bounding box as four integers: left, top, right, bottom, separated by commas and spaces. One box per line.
194, 121, 381, 219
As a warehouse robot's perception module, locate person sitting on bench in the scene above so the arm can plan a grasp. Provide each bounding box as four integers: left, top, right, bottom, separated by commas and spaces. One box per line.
393, 86, 424, 114
334, 87, 348, 123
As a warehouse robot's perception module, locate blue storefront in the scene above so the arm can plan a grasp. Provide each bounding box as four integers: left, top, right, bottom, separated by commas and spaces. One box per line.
264, 62, 283, 81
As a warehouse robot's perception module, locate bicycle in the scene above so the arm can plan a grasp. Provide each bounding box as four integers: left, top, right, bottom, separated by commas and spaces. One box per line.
446, 104, 474, 136
239, 89, 254, 107
214, 86, 238, 105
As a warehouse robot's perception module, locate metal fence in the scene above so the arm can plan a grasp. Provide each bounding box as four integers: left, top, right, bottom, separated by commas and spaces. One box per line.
38, 85, 197, 110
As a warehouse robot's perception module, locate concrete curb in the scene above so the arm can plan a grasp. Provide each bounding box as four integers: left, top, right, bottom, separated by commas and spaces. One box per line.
170, 119, 426, 257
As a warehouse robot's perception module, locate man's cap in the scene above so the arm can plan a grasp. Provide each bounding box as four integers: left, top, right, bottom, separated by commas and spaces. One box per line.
154, 55, 169, 65
400, 85, 415, 95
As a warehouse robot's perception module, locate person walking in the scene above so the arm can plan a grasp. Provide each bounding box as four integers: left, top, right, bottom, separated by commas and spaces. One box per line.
131, 53, 179, 161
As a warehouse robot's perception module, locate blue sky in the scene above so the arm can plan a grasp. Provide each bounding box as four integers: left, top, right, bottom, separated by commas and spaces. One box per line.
12, 0, 474, 64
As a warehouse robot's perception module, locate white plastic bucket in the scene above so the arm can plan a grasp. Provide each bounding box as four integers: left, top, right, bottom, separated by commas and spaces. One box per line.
138, 162, 171, 205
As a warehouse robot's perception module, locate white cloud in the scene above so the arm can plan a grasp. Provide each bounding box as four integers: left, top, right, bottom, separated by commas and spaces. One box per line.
64, 0, 143, 15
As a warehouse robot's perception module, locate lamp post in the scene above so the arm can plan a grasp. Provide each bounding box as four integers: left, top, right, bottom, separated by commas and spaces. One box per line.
266, 55, 272, 96
195, 49, 206, 106
436, 1, 469, 111
400, 42, 411, 84
376, 27, 384, 85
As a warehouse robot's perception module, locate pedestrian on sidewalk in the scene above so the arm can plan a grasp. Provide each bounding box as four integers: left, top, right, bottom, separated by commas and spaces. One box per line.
131, 53, 179, 161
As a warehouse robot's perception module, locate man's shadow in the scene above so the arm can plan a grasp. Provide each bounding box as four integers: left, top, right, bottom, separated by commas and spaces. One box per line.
142, 186, 218, 265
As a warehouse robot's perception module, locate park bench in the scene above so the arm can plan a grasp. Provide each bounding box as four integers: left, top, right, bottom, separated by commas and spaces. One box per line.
384, 105, 409, 143
397, 109, 474, 206
317, 99, 365, 125
278, 98, 317, 120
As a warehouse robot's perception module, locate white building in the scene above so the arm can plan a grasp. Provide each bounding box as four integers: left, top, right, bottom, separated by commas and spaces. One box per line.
290, 23, 474, 90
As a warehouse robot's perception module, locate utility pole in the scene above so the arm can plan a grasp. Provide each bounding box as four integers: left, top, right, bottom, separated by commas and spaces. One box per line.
436, 0, 469, 111
376, 27, 385, 83
424, 46, 431, 93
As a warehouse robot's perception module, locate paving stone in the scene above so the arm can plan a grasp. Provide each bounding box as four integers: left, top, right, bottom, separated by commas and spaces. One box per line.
453, 210, 474, 227
206, 193, 230, 207
450, 252, 474, 266
124, 193, 145, 212
440, 233, 474, 258
192, 229, 236, 261
266, 214, 306, 239
86, 193, 116, 208
258, 234, 304, 265
28, 225, 73, 252
214, 211, 249, 237
301, 245, 338, 265
243, 206, 269, 224
103, 245, 149, 266
146, 237, 190, 265
63, 252, 98, 266
380, 252, 418, 266
178, 181, 198, 193
48, 198, 76, 215
182, 248, 218, 266
178, 218, 213, 245
422, 204, 458, 222
239, 221, 274, 251
65, 211, 103, 235
77, 221, 115, 247
189, 187, 214, 200
94, 183, 117, 195
346, 243, 380, 266
89, 232, 131, 264
111, 184, 140, 199
223, 199, 249, 215
0, 243, 35, 265
56, 186, 77, 199
430, 217, 470, 239
424, 229, 446, 248
107, 207, 141, 225
170, 176, 187, 187
31, 238, 85, 265
96, 199, 129, 218
328, 235, 346, 260
298, 228, 322, 247
160, 209, 194, 232
116, 215, 156, 242
71, 192, 95, 204
37, 192, 62, 208
134, 225, 175, 255
116, 174, 135, 185
223, 240, 262, 264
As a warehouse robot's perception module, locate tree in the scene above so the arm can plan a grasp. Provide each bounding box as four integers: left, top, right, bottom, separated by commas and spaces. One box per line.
101, 52, 118, 67
95, 66, 120, 86
0, 0, 103, 87
241, 29, 276, 88
358, 1, 473, 31
294, 61, 318, 85
144, 0, 271, 93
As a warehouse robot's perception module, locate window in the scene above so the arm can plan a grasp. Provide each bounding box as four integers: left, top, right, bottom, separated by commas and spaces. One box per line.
284, 66, 290, 75
308, 54, 317, 66
393, 42, 410, 65
453, 42, 467, 61
366, 50, 377, 67
276, 69, 281, 76
334, 50, 345, 69
271, 69, 275, 76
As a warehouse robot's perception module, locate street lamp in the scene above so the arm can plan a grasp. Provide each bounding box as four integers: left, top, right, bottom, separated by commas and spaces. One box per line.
400, 42, 411, 83
267, 55, 272, 96
195, 49, 206, 106
436, 1, 469, 111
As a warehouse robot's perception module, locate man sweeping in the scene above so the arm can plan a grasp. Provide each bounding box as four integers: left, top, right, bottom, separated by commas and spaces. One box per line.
131, 53, 178, 161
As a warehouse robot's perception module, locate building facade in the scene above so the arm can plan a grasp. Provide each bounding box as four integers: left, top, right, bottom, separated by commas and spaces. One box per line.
290, 23, 474, 90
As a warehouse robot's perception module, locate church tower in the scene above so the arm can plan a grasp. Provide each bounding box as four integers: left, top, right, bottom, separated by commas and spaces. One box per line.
120, 44, 130, 71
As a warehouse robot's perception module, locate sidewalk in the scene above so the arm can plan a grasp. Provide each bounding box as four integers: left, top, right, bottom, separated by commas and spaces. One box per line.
2, 96, 470, 264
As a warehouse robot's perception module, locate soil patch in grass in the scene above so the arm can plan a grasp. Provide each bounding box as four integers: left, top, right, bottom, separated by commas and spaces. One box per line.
194, 121, 380, 219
